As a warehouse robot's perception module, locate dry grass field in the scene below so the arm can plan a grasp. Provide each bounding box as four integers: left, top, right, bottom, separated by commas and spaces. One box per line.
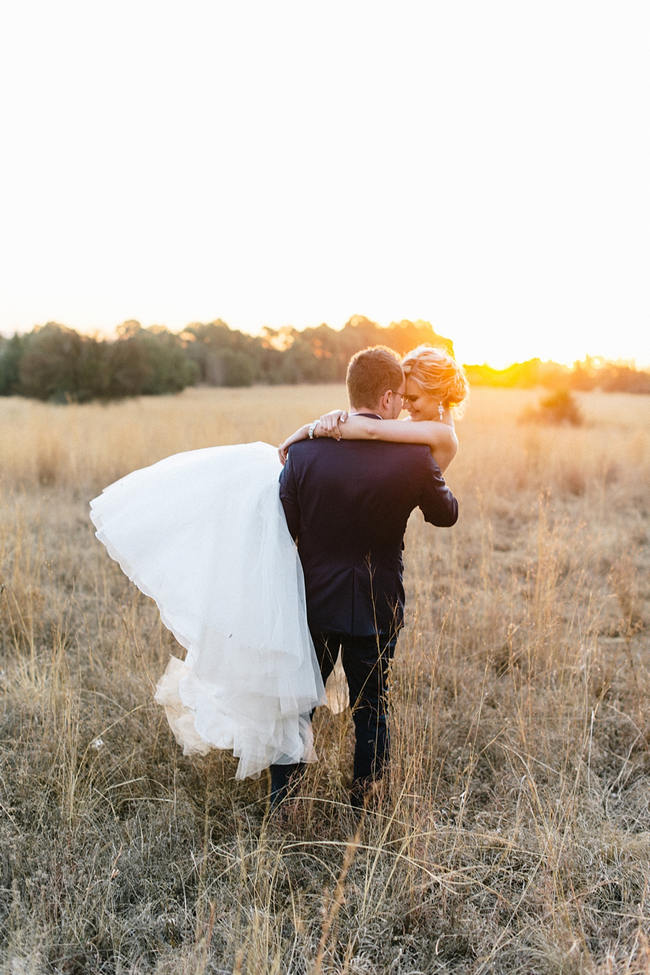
0, 385, 648, 974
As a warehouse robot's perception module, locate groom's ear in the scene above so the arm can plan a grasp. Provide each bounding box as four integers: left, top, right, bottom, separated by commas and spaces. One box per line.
377, 388, 392, 417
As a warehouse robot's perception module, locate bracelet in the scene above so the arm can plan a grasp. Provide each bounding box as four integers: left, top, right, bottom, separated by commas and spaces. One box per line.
308, 421, 318, 440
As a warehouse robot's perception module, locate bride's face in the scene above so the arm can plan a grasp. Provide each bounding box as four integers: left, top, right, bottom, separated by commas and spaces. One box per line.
403, 377, 439, 421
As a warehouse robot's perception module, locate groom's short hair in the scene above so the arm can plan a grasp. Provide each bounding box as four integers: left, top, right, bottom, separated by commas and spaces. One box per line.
346, 346, 403, 410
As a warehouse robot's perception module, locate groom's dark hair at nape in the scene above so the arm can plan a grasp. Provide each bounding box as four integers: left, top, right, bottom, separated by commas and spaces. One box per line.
346, 345, 403, 410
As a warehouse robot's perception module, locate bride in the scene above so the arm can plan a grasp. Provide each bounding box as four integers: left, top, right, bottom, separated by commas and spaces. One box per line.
89, 344, 468, 779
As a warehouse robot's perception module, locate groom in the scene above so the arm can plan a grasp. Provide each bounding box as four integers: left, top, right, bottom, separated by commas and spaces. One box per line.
271, 345, 458, 809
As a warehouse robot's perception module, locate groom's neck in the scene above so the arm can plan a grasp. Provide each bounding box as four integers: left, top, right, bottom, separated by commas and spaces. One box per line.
350, 405, 386, 420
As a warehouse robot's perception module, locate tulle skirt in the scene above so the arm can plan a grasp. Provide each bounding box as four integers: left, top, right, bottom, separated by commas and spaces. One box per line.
89, 441, 327, 779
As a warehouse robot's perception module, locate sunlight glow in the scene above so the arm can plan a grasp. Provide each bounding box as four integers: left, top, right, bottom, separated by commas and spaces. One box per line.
1, 1, 648, 368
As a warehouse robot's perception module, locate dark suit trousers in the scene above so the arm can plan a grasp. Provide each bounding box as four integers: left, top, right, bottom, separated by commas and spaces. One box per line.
269, 630, 397, 805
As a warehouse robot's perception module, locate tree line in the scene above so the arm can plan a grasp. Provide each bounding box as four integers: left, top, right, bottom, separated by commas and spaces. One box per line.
0, 317, 648, 402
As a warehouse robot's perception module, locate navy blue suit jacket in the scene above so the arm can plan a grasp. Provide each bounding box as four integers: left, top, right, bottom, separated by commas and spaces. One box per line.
279, 424, 458, 637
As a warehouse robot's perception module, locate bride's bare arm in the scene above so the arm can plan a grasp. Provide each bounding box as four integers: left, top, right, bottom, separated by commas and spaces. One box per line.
331, 413, 457, 471
279, 412, 458, 471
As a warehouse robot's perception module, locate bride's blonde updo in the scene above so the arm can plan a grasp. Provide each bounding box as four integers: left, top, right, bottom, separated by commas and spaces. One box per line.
401, 344, 469, 413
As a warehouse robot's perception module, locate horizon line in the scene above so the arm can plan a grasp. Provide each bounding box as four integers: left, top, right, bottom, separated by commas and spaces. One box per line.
0, 319, 647, 373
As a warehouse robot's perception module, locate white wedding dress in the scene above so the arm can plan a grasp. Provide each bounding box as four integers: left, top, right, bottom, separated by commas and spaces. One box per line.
89, 441, 328, 779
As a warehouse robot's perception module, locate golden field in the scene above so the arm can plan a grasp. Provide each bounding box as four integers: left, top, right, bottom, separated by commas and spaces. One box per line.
0, 386, 648, 974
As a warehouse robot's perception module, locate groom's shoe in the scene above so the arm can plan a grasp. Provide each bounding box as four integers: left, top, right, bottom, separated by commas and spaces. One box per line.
268, 762, 305, 813
349, 775, 387, 812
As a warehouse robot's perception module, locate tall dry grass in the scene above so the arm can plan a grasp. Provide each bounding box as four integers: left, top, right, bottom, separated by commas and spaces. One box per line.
0, 387, 648, 974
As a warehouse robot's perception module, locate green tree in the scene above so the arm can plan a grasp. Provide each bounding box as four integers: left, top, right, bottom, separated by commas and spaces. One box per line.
0, 334, 26, 395
184, 321, 262, 386
104, 323, 197, 398
18, 324, 91, 401
137, 327, 198, 394
108, 329, 152, 398
220, 349, 255, 386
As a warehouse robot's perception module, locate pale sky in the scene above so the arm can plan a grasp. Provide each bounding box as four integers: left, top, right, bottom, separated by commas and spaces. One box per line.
1, 0, 648, 368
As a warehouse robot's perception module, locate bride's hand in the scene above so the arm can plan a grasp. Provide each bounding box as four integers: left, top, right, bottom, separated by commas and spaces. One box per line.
277, 409, 348, 465
318, 409, 348, 440
278, 422, 310, 465
278, 437, 295, 465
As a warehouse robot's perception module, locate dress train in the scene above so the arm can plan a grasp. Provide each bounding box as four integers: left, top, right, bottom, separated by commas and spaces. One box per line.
90, 441, 327, 779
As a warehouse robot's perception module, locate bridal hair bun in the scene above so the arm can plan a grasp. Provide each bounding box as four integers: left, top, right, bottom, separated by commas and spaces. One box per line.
402, 344, 469, 413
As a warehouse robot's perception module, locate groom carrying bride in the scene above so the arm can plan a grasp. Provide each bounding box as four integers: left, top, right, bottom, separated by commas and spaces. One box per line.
271, 345, 460, 811
92, 339, 466, 792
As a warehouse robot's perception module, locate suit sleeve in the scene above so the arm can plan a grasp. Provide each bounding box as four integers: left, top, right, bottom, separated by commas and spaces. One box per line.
279, 449, 301, 541
418, 452, 458, 527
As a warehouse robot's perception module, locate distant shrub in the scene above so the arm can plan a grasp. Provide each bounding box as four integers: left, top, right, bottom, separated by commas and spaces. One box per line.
520, 389, 583, 426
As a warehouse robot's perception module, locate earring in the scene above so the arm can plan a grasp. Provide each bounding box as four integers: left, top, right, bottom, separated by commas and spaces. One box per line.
438, 403, 444, 420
